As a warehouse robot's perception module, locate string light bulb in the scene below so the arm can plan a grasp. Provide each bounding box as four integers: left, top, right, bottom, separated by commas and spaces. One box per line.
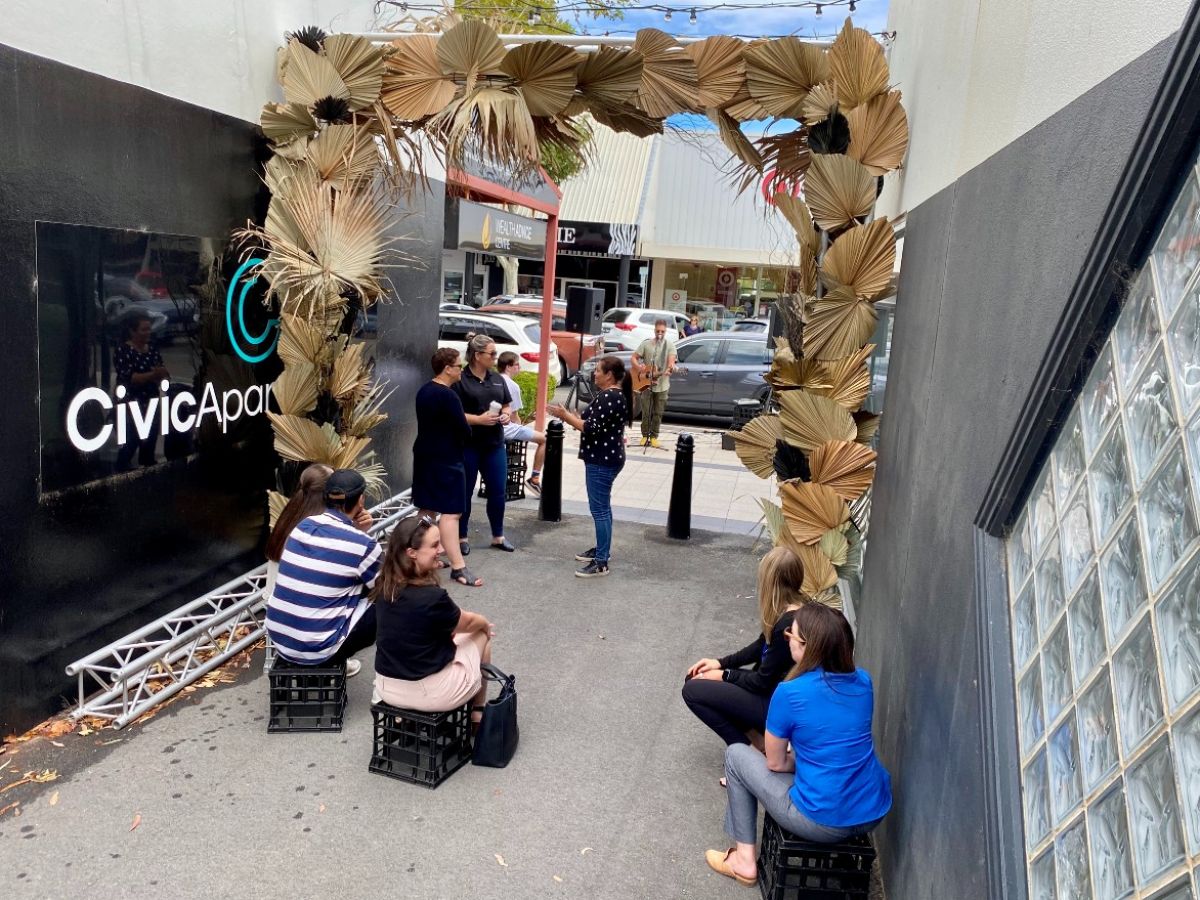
689, 8, 697, 22
849, 0, 856, 10
663, 9, 672, 21
527, 8, 540, 24
814, 3, 822, 16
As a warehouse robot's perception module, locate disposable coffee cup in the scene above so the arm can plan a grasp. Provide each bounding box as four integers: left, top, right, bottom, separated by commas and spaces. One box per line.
489, 401, 502, 416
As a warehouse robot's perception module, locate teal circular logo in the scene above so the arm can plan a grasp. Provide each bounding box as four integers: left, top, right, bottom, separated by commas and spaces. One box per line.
226, 257, 279, 364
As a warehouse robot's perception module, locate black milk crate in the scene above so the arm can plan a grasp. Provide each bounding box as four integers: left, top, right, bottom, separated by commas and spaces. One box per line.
368, 702, 473, 789
477, 440, 527, 502
267, 660, 347, 733
757, 814, 875, 900
732, 398, 764, 431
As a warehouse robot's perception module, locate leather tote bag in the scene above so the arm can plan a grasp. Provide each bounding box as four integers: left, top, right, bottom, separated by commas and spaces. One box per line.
472, 663, 518, 768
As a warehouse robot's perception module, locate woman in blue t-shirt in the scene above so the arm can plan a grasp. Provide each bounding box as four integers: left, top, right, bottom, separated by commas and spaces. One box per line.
705, 602, 892, 887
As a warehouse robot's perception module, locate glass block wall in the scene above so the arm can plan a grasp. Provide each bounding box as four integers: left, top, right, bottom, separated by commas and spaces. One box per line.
1006, 163, 1200, 899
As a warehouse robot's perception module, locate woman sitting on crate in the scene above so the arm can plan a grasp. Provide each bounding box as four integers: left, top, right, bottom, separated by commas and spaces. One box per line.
682, 546, 806, 761
372, 515, 495, 725
705, 602, 892, 887
263, 464, 334, 600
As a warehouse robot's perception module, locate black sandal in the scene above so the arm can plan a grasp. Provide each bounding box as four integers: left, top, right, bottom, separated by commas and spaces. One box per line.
460, 540, 470, 557
450, 567, 483, 587
490, 539, 515, 552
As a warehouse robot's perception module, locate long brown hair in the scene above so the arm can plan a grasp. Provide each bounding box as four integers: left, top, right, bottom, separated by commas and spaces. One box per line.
265, 464, 333, 562
758, 546, 806, 640
372, 516, 439, 601
789, 602, 855, 679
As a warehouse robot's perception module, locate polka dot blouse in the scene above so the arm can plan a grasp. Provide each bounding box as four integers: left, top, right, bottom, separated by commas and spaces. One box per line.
579, 388, 627, 466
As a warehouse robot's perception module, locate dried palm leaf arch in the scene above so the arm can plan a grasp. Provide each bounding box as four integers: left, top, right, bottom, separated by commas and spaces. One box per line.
241, 18, 906, 595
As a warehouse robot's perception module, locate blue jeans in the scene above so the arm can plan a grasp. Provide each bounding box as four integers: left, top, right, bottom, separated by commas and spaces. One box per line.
584, 461, 623, 564
723, 744, 883, 845
462, 443, 507, 539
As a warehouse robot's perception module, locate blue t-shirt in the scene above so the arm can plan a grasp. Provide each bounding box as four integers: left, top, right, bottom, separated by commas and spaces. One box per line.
765, 667, 892, 828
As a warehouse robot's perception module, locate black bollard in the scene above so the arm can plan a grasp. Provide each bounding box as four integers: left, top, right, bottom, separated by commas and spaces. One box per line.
667, 432, 694, 540
539, 419, 564, 522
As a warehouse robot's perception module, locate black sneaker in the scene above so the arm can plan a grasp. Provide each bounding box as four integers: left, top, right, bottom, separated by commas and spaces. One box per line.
574, 547, 597, 562
575, 560, 610, 578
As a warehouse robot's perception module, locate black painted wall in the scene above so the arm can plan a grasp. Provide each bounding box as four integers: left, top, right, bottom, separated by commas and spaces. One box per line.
0, 44, 443, 734
856, 39, 1177, 898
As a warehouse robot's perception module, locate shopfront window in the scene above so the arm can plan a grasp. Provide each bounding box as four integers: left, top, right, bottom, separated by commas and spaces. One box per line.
1004, 160, 1200, 898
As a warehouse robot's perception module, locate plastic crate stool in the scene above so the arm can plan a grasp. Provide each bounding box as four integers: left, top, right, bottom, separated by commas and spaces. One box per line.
267, 659, 347, 733
368, 701, 473, 789
477, 440, 527, 502
732, 398, 764, 431
756, 813, 875, 900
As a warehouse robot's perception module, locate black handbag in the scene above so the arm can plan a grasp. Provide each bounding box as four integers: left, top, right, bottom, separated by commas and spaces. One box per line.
472, 663, 518, 768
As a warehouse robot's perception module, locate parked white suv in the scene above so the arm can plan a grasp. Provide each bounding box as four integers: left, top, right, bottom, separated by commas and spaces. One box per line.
601, 307, 691, 352
437, 310, 560, 380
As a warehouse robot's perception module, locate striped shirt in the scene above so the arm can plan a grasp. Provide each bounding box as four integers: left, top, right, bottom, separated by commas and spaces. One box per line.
265, 510, 382, 664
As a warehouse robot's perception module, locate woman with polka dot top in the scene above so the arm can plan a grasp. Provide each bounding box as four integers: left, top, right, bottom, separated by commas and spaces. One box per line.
113, 312, 168, 470
549, 355, 628, 578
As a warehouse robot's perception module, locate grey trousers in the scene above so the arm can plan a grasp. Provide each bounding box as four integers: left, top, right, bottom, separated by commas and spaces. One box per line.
640, 389, 667, 438
723, 743, 881, 845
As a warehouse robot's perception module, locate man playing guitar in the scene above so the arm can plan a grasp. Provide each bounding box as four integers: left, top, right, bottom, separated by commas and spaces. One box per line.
631, 318, 678, 448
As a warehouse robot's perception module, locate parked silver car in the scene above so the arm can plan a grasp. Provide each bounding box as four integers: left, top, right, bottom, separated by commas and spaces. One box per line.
581, 331, 771, 418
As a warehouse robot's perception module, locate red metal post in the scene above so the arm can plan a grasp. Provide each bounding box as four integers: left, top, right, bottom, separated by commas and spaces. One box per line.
535, 213, 558, 429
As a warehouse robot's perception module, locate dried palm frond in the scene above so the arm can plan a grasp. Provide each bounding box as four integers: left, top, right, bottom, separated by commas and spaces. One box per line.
687, 36, 745, 108
306, 123, 380, 187
810, 586, 844, 609
267, 413, 340, 463
501, 42, 580, 117
774, 438, 811, 482
261, 102, 318, 145
778, 390, 856, 451
854, 410, 882, 444
743, 38, 828, 119
354, 453, 389, 500
827, 20, 889, 111
757, 497, 784, 545
802, 82, 839, 124
804, 154, 876, 233
345, 380, 395, 437
808, 110, 851, 155
804, 286, 879, 362
821, 218, 896, 300
845, 90, 909, 176
634, 29, 700, 119
433, 85, 539, 171
838, 523, 865, 580
331, 341, 370, 403
571, 46, 643, 112
766, 345, 829, 392
797, 541, 839, 594
774, 194, 817, 254
268, 490, 289, 529
381, 35, 457, 120
264, 156, 301, 196
323, 34, 384, 110
590, 101, 663, 138
436, 19, 506, 95
732, 414, 782, 479
714, 109, 762, 168
819, 528, 849, 566
781, 480, 850, 544
775, 293, 808, 360
331, 435, 372, 469
733, 130, 810, 196
286, 26, 327, 53
814, 344, 875, 409
723, 83, 769, 122
278, 314, 329, 368
272, 362, 319, 415
283, 41, 349, 108
809, 439, 877, 501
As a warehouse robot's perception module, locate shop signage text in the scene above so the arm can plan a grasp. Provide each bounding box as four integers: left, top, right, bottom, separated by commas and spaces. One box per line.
447, 199, 547, 260
556, 220, 638, 257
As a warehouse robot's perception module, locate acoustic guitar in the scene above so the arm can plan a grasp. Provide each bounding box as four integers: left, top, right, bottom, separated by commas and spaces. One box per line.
630, 362, 687, 394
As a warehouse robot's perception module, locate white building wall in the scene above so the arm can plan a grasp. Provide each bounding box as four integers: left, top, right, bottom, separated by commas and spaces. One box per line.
878, 0, 1192, 219
0, 0, 385, 123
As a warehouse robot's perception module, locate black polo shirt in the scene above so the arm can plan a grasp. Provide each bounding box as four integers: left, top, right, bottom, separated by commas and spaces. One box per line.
453, 368, 512, 448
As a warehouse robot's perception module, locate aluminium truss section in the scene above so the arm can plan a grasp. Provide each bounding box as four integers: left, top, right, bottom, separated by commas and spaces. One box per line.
66, 490, 414, 728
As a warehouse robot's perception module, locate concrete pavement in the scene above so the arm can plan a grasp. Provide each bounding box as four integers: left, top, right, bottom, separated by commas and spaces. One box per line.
1, 507, 774, 899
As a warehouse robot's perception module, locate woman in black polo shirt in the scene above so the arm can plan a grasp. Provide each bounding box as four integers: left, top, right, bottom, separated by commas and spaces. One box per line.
452, 333, 515, 555
549, 355, 627, 577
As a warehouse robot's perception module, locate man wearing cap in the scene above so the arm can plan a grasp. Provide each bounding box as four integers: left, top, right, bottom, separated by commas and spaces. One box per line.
266, 469, 381, 677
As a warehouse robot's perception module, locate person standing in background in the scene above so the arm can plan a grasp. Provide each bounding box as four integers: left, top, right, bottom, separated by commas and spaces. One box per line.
495, 351, 547, 495
684, 314, 704, 336
113, 312, 168, 470
631, 318, 677, 449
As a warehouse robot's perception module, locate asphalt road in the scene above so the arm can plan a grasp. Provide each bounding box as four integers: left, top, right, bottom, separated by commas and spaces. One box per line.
1, 508, 772, 900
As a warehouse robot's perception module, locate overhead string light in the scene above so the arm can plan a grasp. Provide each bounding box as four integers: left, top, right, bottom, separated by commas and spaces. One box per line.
689, 8, 697, 23
849, 0, 856, 10
815, 3, 823, 15
663, 9, 672, 21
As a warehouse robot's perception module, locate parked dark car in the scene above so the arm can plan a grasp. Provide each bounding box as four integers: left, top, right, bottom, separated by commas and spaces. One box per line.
581, 331, 771, 419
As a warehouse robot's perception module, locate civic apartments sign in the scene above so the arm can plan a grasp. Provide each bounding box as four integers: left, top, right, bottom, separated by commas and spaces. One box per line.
446, 199, 547, 260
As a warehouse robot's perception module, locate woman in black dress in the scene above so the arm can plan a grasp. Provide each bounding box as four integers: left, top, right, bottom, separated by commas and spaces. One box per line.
452, 333, 515, 556
113, 312, 169, 471
412, 348, 481, 587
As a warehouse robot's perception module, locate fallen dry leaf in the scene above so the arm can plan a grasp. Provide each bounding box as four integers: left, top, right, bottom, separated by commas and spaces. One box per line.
580, 847, 593, 855
0, 801, 19, 817
494, 854, 508, 867
553, 875, 563, 883
49, 791, 59, 806
318, 804, 326, 813
78, 726, 94, 736
130, 813, 142, 832
50, 741, 64, 748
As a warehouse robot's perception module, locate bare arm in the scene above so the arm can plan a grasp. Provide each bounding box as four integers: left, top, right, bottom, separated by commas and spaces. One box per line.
455, 610, 493, 637
765, 730, 795, 773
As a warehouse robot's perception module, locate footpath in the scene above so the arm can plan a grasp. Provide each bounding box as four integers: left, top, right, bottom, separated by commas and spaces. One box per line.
0, 507, 769, 899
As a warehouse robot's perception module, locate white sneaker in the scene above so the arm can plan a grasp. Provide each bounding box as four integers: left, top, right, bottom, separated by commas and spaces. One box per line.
345, 659, 362, 678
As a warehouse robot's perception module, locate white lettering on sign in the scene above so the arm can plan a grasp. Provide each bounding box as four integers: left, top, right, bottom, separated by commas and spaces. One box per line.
557, 227, 576, 244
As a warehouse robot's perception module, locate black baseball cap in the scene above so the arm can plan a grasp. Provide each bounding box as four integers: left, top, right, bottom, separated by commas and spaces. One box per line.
324, 468, 366, 503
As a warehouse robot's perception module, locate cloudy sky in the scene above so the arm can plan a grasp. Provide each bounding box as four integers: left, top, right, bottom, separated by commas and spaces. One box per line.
568, 0, 889, 40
